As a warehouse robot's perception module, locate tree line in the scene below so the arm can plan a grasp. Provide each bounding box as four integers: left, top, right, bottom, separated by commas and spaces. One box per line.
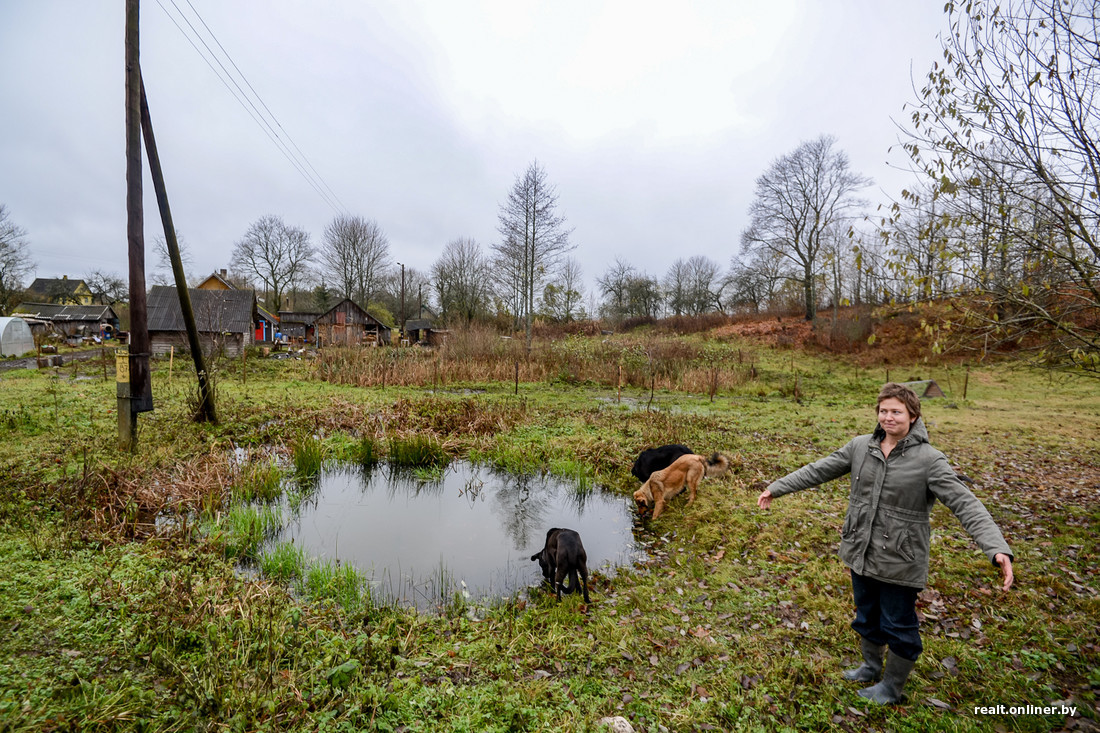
1, 0, 1094, 371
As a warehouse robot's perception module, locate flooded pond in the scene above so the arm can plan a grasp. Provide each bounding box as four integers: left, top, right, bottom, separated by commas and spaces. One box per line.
267, 461, 641, 608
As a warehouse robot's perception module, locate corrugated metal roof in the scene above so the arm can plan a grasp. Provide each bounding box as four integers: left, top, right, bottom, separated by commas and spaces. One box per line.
28, 278, 88, 296
278, 310, 321, 325
147, 286, 255, 333
13, 302, 118, 322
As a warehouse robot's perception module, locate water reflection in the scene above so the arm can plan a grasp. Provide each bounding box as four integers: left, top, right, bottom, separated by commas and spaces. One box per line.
269, 461, 640, 607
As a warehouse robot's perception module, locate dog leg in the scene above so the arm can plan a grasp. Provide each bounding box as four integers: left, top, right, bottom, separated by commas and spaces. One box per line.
555, 568, 568, 601
579, 566, 590, 603
686, 469, 700, 505
651, 495, 666, 520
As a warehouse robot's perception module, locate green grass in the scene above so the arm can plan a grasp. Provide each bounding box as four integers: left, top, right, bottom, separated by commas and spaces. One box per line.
300, 559, 370, 613
353, 433, 382, 467
0, 336, 1097, 731
259, 540, 306, 583
388, 434, 448, 468
232, 459, 283, 504
213, 504, 283, 560
292, 434, 324, 479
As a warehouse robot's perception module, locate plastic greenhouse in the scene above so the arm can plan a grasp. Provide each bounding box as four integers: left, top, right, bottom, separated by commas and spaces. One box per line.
0, 317, 35, 357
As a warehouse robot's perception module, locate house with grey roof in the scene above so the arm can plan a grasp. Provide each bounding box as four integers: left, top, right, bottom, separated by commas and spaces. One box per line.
147, 285, 256, 358
27, 277, 94, 306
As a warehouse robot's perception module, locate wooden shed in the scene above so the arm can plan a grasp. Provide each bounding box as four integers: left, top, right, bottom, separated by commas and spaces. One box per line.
13, 303, 120, 339
277, 310, 320, 344
315, 299, 391, 346
901, 379, 946, 399
403, 318, 449, 347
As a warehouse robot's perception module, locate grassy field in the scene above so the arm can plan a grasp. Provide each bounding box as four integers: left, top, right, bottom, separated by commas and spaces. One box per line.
1, 330, 1097, 732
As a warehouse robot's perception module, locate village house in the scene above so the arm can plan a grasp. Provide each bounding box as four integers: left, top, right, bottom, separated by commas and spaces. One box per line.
26, 276, 94, 306
146, 285, 257, 358
194, 269, 234, 291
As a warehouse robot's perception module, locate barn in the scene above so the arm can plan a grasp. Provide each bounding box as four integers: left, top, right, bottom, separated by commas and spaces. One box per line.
314, 299, 391, 346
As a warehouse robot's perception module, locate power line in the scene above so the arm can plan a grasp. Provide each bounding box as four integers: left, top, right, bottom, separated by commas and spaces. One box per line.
153, 0, 347, 215
181, 0, 348, 211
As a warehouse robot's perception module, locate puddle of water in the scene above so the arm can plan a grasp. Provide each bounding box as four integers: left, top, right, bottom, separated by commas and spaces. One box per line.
268, 461, 641, 608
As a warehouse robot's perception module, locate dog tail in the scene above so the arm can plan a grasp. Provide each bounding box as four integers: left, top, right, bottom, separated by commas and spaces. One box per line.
561, 567, 581, 595
556, 567, 579, 595
705, 451, 730, 477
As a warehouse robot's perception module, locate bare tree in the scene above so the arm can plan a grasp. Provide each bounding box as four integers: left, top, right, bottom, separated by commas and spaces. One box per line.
494, 160, 575, 349
432, 237, 491, 323
84, 269, 129, 306
663, 259, 691, 317
150, 230, 193, 287
0, 205, 34, 315
901, 0, 1100, 374
725, 248, 785, 314
597, 258, 636, 322
320, 215, 390, 308
741, 135, 871, 321
231, 215, 314, 313
539, 256, 586, 322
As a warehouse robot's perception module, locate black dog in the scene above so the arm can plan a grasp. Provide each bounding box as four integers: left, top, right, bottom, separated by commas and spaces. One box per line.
531, 528, 591, 602
631, 444, 693, 482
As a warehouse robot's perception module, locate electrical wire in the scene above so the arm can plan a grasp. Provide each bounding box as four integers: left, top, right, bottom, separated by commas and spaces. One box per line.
153, 0, 347, 215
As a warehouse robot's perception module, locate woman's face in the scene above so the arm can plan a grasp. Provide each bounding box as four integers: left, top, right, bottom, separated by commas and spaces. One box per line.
877, 397, 916, 440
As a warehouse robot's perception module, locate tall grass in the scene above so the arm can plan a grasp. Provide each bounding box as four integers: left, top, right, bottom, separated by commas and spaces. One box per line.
300, 560, 370, 613
231, 460, 282, 504
215, 504, 283, 561
259, 540, 305, 583
388, 434, 447, 468
353, 434, 382, 467
292, 434, 324, 479
314, 326, 763, 395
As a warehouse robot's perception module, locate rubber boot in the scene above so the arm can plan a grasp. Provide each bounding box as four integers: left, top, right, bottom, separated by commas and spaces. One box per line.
842, 638, 885, 682
858, 653, 916, 704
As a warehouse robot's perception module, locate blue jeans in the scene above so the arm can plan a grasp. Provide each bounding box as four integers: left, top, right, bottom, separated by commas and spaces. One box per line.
850, 570, 922, 662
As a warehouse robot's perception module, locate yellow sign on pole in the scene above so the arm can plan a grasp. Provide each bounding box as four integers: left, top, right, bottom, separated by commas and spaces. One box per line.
116, 347, 130, 384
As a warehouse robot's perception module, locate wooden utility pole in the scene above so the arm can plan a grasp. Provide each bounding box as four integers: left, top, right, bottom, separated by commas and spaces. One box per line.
140, 75, 216, 422
121, 0, 153, 450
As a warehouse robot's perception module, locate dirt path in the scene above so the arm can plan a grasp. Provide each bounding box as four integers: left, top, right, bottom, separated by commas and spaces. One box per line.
0, 349, 109, 372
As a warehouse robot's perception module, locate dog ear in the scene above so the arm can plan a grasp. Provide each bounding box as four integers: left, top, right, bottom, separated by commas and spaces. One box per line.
531, 553, 541, 561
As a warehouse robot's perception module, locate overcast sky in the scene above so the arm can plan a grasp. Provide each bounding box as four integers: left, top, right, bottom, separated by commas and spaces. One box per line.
1, 1, 948, 297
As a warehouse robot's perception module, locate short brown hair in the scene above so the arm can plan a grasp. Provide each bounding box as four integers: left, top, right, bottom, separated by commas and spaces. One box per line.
877, 382, 921, 420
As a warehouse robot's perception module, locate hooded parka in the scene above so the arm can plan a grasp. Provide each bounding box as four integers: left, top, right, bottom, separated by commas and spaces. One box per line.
766, 418, 1012, 589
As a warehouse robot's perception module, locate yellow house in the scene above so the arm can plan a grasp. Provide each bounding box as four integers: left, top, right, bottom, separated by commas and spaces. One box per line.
27, 276, 93, 306
195, 270, 234, 291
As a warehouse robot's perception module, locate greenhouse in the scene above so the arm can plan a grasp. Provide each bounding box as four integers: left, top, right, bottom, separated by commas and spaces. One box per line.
0, 317, 35, 357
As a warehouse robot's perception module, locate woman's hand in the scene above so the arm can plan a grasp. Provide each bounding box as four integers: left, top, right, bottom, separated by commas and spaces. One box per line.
757, 488, 773, 510
995, 553, 1014, 591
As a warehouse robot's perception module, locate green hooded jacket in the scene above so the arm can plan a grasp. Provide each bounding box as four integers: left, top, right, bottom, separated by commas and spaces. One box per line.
766, 418, 1012, 589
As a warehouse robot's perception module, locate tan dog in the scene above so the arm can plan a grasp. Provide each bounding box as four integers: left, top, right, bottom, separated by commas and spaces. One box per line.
633, 452, 730, 519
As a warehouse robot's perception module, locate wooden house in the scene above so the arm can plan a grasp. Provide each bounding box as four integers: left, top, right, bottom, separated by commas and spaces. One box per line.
195, 270, 234, 291
314, 299, 391, 346
254, 304, 280, 343
147, 285, 256, 358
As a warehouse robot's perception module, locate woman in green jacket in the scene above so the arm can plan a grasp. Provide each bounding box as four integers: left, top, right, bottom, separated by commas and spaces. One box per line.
756, 382, 1014, 704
